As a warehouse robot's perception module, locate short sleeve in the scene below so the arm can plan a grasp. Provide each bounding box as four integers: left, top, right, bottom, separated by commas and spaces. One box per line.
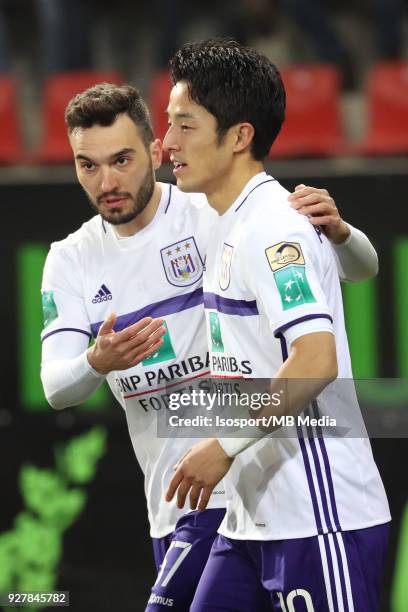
242, 225, 333, 336
41, 244, 92, 343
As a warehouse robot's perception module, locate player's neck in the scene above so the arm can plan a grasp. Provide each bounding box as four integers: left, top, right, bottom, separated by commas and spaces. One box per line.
207, 159, 264, 215
114, 182, 162, 237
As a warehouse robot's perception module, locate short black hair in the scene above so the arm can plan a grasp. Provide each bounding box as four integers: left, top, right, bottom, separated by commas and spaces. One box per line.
65, 83, 154, 148
169, 38, 285, 160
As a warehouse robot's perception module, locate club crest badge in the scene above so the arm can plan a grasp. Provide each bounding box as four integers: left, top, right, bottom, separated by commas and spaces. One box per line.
219, 243, 234, 291
161, 236, 204, 287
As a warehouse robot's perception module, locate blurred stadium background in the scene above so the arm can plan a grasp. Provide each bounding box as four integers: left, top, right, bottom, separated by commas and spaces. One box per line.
0, 0, 407, 610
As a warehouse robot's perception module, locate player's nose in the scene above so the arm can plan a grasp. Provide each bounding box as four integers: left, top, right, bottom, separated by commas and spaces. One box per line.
163, 124, 179, 153
100, 166, 119, 193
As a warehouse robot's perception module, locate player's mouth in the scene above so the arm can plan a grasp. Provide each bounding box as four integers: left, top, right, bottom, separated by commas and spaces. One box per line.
101, 195, 128, 209
172, 160, 188, 177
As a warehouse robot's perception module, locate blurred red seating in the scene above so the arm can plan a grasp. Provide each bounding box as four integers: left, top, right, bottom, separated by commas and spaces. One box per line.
34, 70, 124, 163
0, 76, 24, 163
358, 62, 408, 155
149, 71, 172, 160
269, 65, 346, 158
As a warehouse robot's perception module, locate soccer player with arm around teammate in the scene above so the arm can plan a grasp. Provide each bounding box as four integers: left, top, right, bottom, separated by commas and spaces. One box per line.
40, 85, 378, 611
40, 84, 226, 612
41, 83, 379, 612
164, 39, 390, 611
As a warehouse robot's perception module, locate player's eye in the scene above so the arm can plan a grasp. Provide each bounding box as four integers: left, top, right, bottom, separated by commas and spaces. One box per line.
116, 157, 129, 166
181, 125, 191, 131
81, 161, 95, 171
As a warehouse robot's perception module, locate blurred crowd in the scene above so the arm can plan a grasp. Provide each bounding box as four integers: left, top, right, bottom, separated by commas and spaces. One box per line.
0, 0, 406, 89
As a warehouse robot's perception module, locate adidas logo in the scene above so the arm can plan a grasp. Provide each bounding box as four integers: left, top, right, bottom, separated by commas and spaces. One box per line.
92, 284, 112, 303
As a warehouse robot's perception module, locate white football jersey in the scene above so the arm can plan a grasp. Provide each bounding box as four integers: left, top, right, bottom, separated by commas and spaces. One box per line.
41, 183, 225, 537
204, 172, 390, 540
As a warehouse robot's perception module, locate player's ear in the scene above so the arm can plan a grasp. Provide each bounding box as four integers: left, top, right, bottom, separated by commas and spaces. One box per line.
150, 138, 163, 170
232, 123, 255, 154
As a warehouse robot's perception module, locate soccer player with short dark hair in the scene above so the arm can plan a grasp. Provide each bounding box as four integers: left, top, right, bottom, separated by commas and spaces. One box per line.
165, 39, 390, 611
41, 80, 380, 611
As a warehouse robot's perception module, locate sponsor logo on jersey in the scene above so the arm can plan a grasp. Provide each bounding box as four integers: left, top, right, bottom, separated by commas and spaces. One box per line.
209, 312, 224, 352
273, 265, 316, 311
92, 284, 112, 303
160, 236, 204, 287
116, 353, 210, 397
265, 241, 305, 272
115, 353, 211, 411
219, 242, 234, 290
211, 355, 252, 375
41, 290, 58, 327
142, 321, 176, 365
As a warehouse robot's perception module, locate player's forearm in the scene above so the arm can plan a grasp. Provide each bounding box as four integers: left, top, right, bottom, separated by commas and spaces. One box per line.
218, 332, 337, 458
262, 332, 338, 420
41, 351, 105, 409
333, 223, 378, 282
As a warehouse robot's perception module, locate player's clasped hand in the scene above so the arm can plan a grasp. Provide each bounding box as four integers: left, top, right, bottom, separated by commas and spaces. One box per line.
87, 313, 166, 375
165, 439, 234, 512
288, 184, 350, 244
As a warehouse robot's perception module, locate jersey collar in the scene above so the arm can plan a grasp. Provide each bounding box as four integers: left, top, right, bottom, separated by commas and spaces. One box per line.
233, 171, 276, 214
219, 172, 276, 220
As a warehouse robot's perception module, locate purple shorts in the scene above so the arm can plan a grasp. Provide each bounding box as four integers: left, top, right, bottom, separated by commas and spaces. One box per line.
190, 523, 389, 611
145, 508, 226, 611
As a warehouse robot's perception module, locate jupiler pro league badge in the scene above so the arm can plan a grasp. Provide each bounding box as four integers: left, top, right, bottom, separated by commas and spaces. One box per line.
265, 242, 316, 311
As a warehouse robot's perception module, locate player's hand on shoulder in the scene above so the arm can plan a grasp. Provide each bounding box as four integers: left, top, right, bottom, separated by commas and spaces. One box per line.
165, 439, 233, 512
288, 184, 350, 245
87, 313, 166, 375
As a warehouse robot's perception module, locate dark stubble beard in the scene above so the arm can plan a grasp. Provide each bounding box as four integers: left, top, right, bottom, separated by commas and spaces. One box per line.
87, 161, 155, 226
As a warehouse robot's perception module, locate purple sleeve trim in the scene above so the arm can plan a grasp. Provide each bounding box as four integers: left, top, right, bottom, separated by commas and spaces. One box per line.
42, 327, 92, 342
274, 314, 333, 338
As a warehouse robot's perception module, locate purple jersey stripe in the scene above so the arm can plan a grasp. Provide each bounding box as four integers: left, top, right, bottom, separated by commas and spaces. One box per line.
278, 333, 326, 535
90, 286, 204, 337
274, 313, 333, 337
203, 292, 259, 316
278, 331, 341, 535
42, 327, 92, 342
312, 401, 342, 531
323, 534, 340, 612
297, 432, 324, 535
305, 409, 336, 533
333, 533, 351, 612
